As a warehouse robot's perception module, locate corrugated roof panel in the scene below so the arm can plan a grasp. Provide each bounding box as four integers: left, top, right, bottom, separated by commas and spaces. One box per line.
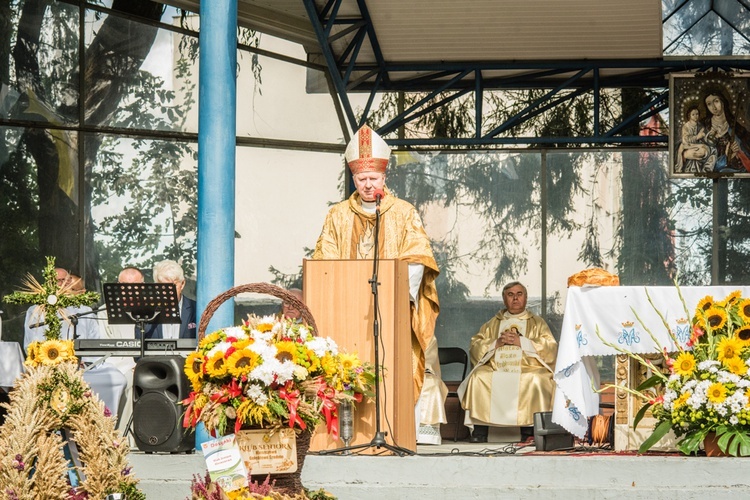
368, 0, 663, 61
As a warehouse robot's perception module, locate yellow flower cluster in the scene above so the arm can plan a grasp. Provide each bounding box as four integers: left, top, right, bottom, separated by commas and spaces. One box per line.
25, 339, 77, 367
643, 291, 750, 455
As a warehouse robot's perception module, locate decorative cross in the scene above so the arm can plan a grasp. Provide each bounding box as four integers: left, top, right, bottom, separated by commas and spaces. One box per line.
3, 256, 99, 341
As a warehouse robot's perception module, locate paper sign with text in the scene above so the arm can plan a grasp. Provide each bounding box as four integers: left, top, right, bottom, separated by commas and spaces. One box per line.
201, 433, 248, 492
235, 428, 298, 475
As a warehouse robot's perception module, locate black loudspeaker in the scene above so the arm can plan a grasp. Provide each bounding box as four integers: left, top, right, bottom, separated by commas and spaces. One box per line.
133, 356, 195, 453
533, 411, 575, 451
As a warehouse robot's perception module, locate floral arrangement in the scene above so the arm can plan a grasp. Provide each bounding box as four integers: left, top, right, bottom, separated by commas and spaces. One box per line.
182, 314, 375, 438
618, 290, 750, 456
0, 257, 144, 499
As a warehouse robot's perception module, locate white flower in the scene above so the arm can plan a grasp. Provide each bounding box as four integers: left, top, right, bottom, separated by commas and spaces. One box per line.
252, 328, 273, 342
275, 360, 296, 384
293, 365, 309, 380
207, 341, 233, 358
249, 340, 276, 361
305, 337, 330, 357
223, 326, 247, 339
730, 415, 740, 425
246, 384, 269, 405
251, 358, 281, 386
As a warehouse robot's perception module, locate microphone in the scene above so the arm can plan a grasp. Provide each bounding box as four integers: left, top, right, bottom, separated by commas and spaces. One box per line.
373, 189, 386, 210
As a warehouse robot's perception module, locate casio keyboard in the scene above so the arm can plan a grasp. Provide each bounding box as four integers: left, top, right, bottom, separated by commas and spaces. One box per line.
74, 338, 197, 357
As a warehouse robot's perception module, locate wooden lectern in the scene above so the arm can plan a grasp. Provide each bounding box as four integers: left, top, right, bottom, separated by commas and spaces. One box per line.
302, 259, 416, 453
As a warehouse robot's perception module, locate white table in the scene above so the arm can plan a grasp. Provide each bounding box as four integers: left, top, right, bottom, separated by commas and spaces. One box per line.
552, 285, 750, 438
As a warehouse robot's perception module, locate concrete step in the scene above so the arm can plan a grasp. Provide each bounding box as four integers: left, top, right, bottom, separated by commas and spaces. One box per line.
127, 444, 750, 500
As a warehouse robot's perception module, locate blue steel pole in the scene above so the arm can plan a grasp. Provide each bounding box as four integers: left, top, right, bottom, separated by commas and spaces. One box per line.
197, 0, 237, 334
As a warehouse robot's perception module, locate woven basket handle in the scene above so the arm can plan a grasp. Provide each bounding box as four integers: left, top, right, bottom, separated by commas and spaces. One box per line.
198, 283, 317, 339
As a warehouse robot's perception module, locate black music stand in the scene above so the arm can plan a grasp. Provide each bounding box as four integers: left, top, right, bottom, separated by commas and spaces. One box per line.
104, 282, 181, 442
103, 283, 181, 359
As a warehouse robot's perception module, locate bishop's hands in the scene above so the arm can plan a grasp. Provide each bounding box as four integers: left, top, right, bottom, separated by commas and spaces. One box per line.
495, 327, 521, 348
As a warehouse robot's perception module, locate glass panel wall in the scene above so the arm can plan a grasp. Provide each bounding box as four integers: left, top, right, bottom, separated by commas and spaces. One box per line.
86, 134, 198, 288
382, 151, 543, 356
1, 0, 80, 125
84, 6, 197, 133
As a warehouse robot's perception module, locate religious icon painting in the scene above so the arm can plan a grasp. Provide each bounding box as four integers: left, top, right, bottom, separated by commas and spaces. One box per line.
669, 72, 750, 178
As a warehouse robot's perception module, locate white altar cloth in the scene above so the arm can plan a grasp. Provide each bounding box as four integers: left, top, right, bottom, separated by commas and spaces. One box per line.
552, 285, 750, 438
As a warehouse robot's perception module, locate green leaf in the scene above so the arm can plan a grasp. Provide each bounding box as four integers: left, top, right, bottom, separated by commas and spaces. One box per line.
737, 434, 750, 457
678, 430, 707, 455
718, 430, 733, 454
638, 419, 672, 454
635, 374, 664, 391
633, 402, 652, 429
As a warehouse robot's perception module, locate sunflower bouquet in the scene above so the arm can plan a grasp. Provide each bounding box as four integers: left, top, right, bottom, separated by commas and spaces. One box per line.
628, 290, 750, 456
181, 314, 375, 438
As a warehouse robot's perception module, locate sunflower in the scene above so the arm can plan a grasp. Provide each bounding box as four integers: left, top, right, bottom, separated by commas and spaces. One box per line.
185, 352, 205, 382
256, 320, 276, 333
724, 356, 748, 376
25, 341, 40, 365
199, 331, 222, 350
59, 340, 75, 359
725, 290, 743, 305
707, 382, 728, 404
736, 325, 750, 345
717, 336, 743, 362
339, 353, 361, 373
232, 338, 252, 350
673, 352, 696, 377
205, 351, 229, 378
738, 299, 750, 323
38, 340, 69, 365
227, 349, 259, 377
696, 296, 714, 313
703, 306, 728, 331
274, 341, 298, 363
673, 391, 690, 409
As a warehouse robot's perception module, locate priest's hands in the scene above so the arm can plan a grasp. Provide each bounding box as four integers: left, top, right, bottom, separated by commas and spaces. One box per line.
495, 328, 521, 348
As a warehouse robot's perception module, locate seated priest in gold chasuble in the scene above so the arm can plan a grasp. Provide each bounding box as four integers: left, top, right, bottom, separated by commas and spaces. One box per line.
313, 125, 447, 445
458, 281, 558, 443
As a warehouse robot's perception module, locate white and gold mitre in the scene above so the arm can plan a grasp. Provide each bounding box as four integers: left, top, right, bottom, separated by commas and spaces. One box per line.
345, 125, 391, 175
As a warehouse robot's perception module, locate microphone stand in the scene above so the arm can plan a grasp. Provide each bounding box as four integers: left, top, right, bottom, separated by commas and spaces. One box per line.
320, 193, 414, 456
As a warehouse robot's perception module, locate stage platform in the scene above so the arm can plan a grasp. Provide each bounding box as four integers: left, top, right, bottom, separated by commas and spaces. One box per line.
127, 439, 750, 499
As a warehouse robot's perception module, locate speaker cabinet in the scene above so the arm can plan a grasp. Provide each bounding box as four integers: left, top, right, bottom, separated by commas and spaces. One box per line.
133, 356, 195, 453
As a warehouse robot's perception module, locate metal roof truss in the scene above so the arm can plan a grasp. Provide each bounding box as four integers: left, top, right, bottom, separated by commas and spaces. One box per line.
302, 0, 750, 148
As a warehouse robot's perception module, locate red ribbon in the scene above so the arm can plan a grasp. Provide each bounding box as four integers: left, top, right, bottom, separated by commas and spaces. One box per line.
317, 385, 338, 440
181, 392, 202, 428
279, 382, 306, 430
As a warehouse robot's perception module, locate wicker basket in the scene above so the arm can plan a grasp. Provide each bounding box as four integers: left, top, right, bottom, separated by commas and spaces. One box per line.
197, 283, 317, 494
198, 282, 318, 339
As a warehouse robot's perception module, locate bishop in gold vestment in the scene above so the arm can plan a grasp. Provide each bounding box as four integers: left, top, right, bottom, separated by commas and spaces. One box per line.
312, 125, 447, 444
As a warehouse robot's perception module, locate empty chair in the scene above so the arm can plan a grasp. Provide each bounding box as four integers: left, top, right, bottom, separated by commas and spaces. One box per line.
437, 346, 469, 441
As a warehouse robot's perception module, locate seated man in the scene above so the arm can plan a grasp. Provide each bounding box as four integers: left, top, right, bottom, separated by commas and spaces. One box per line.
458, 281, 558, 443
144, 259, 197, 339
24, 267, 127, 421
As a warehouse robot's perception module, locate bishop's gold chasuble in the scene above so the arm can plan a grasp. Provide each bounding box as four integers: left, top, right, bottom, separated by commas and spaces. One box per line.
313, 189, 440, 403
